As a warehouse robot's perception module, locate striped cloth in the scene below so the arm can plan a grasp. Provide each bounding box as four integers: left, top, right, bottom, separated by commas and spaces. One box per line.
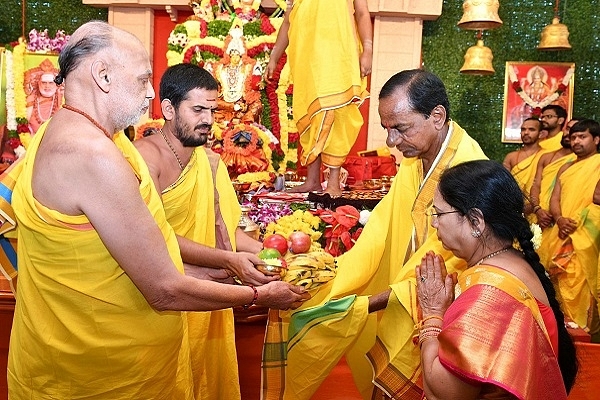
0, 159, 22, 294
262, 295, 369, 399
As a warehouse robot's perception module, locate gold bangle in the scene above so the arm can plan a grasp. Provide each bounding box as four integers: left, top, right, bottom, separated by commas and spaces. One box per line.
533, 205, 541, 213
419, 315, 443, 328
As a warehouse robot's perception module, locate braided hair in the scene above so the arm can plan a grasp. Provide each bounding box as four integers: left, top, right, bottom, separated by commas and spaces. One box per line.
438, 159, 578, 392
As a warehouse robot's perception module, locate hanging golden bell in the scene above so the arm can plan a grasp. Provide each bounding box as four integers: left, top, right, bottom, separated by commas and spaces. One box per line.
460, 40, 495, 75
538, 17, 572, 50
457, 0, 503, 30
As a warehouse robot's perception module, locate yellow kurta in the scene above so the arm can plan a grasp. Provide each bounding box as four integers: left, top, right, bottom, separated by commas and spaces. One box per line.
262, 122, 487, 399
539, 131, 563, 151
538, 153, 600, 328
162, 147, 241, 400
288, 0, 368, 167
8, 128, 192, 399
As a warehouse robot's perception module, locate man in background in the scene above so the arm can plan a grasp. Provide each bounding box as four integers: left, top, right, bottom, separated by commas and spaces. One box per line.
503, 117, 545, 214
539, 104, 567, 151
530, 117, 581, 228
540, 119, 600, 333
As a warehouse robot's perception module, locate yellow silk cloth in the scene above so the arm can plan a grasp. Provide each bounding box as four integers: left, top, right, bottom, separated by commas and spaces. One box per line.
539, 131, 563, 151
8, 127, 192, 399
261, 122, 487, 399
439, 266, 567, 400
510, 150, 547, 197
162, 147, 242, 400
538, 153, 576, 210
288, 0, 368, 167
538, 153, 600, 328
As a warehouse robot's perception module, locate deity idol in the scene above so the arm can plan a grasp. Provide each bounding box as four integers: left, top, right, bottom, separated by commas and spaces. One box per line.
213, 26, 263, 126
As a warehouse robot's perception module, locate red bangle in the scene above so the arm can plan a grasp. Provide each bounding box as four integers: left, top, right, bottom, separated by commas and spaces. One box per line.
243, 285, 258, 309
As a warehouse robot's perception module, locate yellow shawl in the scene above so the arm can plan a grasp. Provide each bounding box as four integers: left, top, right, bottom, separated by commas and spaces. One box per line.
262, 122, 487, 399
538, 153, 600, 328
162, 147, 242, 400
539, 131, 563, 151
8, 127, 191, 399
538, 153, 576, 210
288, 0, 368, 167
511, 150, 547, 197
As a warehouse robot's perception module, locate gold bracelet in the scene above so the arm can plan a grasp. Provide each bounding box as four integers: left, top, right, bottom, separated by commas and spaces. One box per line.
532, 205, 541, 213
418, 330, 441, 347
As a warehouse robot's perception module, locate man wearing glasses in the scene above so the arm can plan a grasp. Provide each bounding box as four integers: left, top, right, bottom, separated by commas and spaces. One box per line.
539, 104, 568, 151
261, 70, 488, 400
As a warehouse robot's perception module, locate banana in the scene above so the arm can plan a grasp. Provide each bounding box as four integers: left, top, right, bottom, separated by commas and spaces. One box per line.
311, 270, 337, 283
281, 251, 337, 289
283, 268, 313, 284
296, 278, 314, 290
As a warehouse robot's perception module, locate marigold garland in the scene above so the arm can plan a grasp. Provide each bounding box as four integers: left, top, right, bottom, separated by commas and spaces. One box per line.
135, 119, 164, 140
222, 123, 260, 155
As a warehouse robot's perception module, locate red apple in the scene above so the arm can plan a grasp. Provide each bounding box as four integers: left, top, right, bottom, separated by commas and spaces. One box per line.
263, 234, 288, 256
288, 231, 312, 254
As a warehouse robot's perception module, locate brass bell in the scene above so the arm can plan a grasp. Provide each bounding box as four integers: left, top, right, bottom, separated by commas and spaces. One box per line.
457, 0, 503, 30
460, 40, 495, 75
538, 17, 572, 51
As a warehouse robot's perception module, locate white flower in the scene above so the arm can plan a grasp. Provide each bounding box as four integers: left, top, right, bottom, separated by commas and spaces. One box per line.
14, 146, 26, 159
359, 210, 371, 226
531, 223, 542, 250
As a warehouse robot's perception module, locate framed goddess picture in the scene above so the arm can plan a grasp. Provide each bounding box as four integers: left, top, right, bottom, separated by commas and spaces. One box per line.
502, 61, 575, 143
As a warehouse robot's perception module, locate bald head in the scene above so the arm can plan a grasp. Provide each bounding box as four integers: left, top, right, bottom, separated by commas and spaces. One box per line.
55, 21, 145, 85
55, 21, 154, 132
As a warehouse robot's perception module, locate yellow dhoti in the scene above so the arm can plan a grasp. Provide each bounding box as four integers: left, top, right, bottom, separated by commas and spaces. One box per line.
538, 154, 600, 328
162, 147, 241, 400
288, 0, 368, 167
8, 127, 192, 399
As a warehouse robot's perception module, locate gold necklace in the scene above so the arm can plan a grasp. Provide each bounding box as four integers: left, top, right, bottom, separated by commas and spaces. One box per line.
472, 246, 512, 267
159, 129, 185, 171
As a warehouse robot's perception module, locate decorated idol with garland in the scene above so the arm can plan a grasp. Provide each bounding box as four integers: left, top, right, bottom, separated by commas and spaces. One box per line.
162, 0, 298, 178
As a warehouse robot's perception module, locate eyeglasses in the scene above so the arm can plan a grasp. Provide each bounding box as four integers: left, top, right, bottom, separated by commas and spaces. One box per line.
426, 208, 460, 218
540, 114, 558, 119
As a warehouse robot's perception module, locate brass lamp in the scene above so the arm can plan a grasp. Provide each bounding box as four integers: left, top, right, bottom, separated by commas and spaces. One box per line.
538, 0, 572, 50
457, 0, 503, 30
460, 38, 495, 76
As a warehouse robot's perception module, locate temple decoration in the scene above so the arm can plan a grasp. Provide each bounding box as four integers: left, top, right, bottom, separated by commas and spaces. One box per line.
457, 1, 502, 76
508, 64, 574, 115
161, 0, 298, 178
135, 119, 165, 140
2, 29, 69, 161
457, 0, 502, 30
460, 32, 495, 75
537, 0, 572, 51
